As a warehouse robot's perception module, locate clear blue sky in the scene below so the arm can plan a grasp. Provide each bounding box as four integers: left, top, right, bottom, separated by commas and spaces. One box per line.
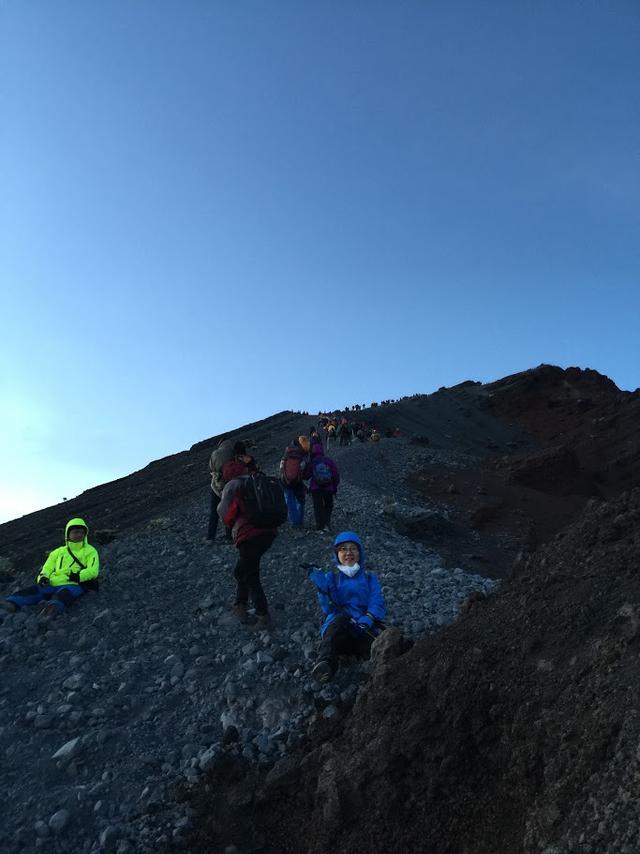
1, 1, 638, 523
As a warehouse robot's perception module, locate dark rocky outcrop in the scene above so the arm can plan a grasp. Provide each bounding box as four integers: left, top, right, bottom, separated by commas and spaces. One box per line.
186, 488, 640, 854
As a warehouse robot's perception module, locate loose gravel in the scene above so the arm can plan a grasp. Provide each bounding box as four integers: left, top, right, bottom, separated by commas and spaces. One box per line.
0, 436, 496, 853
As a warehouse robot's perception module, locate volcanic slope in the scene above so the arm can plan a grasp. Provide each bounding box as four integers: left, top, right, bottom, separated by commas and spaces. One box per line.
1, 364, 638, 852
0, 417, 498, 853
186, 487, 640, 854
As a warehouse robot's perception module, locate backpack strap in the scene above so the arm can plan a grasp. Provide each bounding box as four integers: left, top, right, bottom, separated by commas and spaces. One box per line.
66, 548, 87, 571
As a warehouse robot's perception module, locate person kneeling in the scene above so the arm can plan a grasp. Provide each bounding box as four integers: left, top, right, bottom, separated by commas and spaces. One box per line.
0, 518, 99, 618
307, 531, 385, 683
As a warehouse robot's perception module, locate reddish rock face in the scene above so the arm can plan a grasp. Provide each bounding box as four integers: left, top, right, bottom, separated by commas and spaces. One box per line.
186, 488, 640, 854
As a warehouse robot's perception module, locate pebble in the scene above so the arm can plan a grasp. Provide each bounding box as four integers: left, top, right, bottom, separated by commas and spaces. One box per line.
34, 820, 50, 838
48, 809, 71, 834
100, 824, 122, 850
52, 737, 81, 760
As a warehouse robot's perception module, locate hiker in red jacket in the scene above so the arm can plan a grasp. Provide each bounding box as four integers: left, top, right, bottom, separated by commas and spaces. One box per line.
304, 443, 340, 532
218, 470, 280, 630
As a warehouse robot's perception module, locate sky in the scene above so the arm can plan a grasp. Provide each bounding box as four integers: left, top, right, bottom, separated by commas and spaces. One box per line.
0, 1, 638, 523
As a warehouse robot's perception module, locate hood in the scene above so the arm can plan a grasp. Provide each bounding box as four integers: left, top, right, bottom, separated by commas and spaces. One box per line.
311, 443, 324, 457
65, 517, 89, 546
333, 530, 365, 571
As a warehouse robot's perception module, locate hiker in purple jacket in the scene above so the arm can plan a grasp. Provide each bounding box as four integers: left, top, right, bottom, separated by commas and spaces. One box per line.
304, 443, 340, 532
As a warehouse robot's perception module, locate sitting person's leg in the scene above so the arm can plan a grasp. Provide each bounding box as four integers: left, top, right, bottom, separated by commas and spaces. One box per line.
316, 614, 356, 673
4, 584, 47, 611
49, 585, 83, 614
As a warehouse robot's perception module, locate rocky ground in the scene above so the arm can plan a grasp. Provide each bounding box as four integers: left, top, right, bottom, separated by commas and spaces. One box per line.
2, 364, 638, 854
185, 487, 640, 854
0, 435, 494, 854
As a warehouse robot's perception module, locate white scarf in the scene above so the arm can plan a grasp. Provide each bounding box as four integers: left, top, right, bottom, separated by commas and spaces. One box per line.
338, 562, 360, 578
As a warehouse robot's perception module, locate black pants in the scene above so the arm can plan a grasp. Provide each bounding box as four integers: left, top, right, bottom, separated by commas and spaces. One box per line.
318, 614, 373, 672
207, 491, 231, 540
234, 533, 275, 616
311, 491, 334, 530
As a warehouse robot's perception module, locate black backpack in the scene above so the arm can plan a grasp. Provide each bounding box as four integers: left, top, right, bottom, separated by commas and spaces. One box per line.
241, 473, 287, 527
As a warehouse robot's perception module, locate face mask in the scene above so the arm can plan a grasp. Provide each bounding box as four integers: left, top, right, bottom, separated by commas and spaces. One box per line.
338, 562, 360, 577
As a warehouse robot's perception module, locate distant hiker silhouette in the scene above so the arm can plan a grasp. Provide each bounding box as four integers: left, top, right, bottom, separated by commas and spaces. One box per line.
0, 518, 99, 618
306, 531, 386, 682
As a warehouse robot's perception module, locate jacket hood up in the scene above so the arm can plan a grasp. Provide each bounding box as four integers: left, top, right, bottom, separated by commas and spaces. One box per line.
333, 530, 366, 571
65, 517, 89, 544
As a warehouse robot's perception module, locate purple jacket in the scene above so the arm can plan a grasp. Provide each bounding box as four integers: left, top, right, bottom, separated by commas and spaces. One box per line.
304, 444, 340, 493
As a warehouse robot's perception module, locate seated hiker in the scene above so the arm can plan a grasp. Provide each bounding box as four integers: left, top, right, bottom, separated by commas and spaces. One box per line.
0, 518, 99, 618
307, 531, 385, 683
218, 469, 286, 630
303, 443, 340, 531
279, 437, 309, 529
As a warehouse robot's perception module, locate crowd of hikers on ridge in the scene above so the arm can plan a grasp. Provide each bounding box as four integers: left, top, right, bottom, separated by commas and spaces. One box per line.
0, 415, 394, 683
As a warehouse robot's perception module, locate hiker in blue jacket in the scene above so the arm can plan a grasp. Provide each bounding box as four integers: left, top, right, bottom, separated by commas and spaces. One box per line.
307, 531, 385, 683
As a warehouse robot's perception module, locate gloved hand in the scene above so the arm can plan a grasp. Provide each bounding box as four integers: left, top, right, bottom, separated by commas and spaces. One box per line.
357, 615, 374, 629
68, 571, 81, 584
37, 576, 49, 587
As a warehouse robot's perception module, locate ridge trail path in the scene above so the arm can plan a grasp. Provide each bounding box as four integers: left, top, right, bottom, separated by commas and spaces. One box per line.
0, 435, 495, 853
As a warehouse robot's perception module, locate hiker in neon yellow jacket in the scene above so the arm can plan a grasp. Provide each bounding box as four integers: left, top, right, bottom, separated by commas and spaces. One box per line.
0, 518, 99, 618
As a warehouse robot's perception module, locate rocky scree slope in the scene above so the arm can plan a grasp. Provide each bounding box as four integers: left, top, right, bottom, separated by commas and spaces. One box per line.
1, 364, 637, 853
186, 487, 640, 854
407, 365, 640, 575
0, 432, 495, 853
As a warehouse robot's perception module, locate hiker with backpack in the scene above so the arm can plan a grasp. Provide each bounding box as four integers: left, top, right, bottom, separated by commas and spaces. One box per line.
309, 427, 323, 448
222, 441, 257, 483
325, 423, 336, 446
0, 518, 99, 618
218, 467, 287, 630
304, 443, 340, 532
279, 437, 310, 529
207, 438, 236, 543
306, 531, 386, 683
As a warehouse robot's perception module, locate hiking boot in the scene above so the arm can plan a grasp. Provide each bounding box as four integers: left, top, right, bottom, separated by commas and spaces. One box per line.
0, 600, 17, 614
39, 602, 60, 619
311, 660, 333, 683
231, 602, 248, 621
231, 603, 256, 625
255, 613, 272, 631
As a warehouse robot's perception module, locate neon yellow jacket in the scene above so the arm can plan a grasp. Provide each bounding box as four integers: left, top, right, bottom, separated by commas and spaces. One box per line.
38, 518, 100, 587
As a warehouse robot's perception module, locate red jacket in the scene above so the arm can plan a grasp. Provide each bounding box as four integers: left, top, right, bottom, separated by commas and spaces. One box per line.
218, 477, 277, 546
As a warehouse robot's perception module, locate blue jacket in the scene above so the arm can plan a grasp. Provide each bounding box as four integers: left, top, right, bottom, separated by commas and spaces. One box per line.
308, 531, 386, 636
